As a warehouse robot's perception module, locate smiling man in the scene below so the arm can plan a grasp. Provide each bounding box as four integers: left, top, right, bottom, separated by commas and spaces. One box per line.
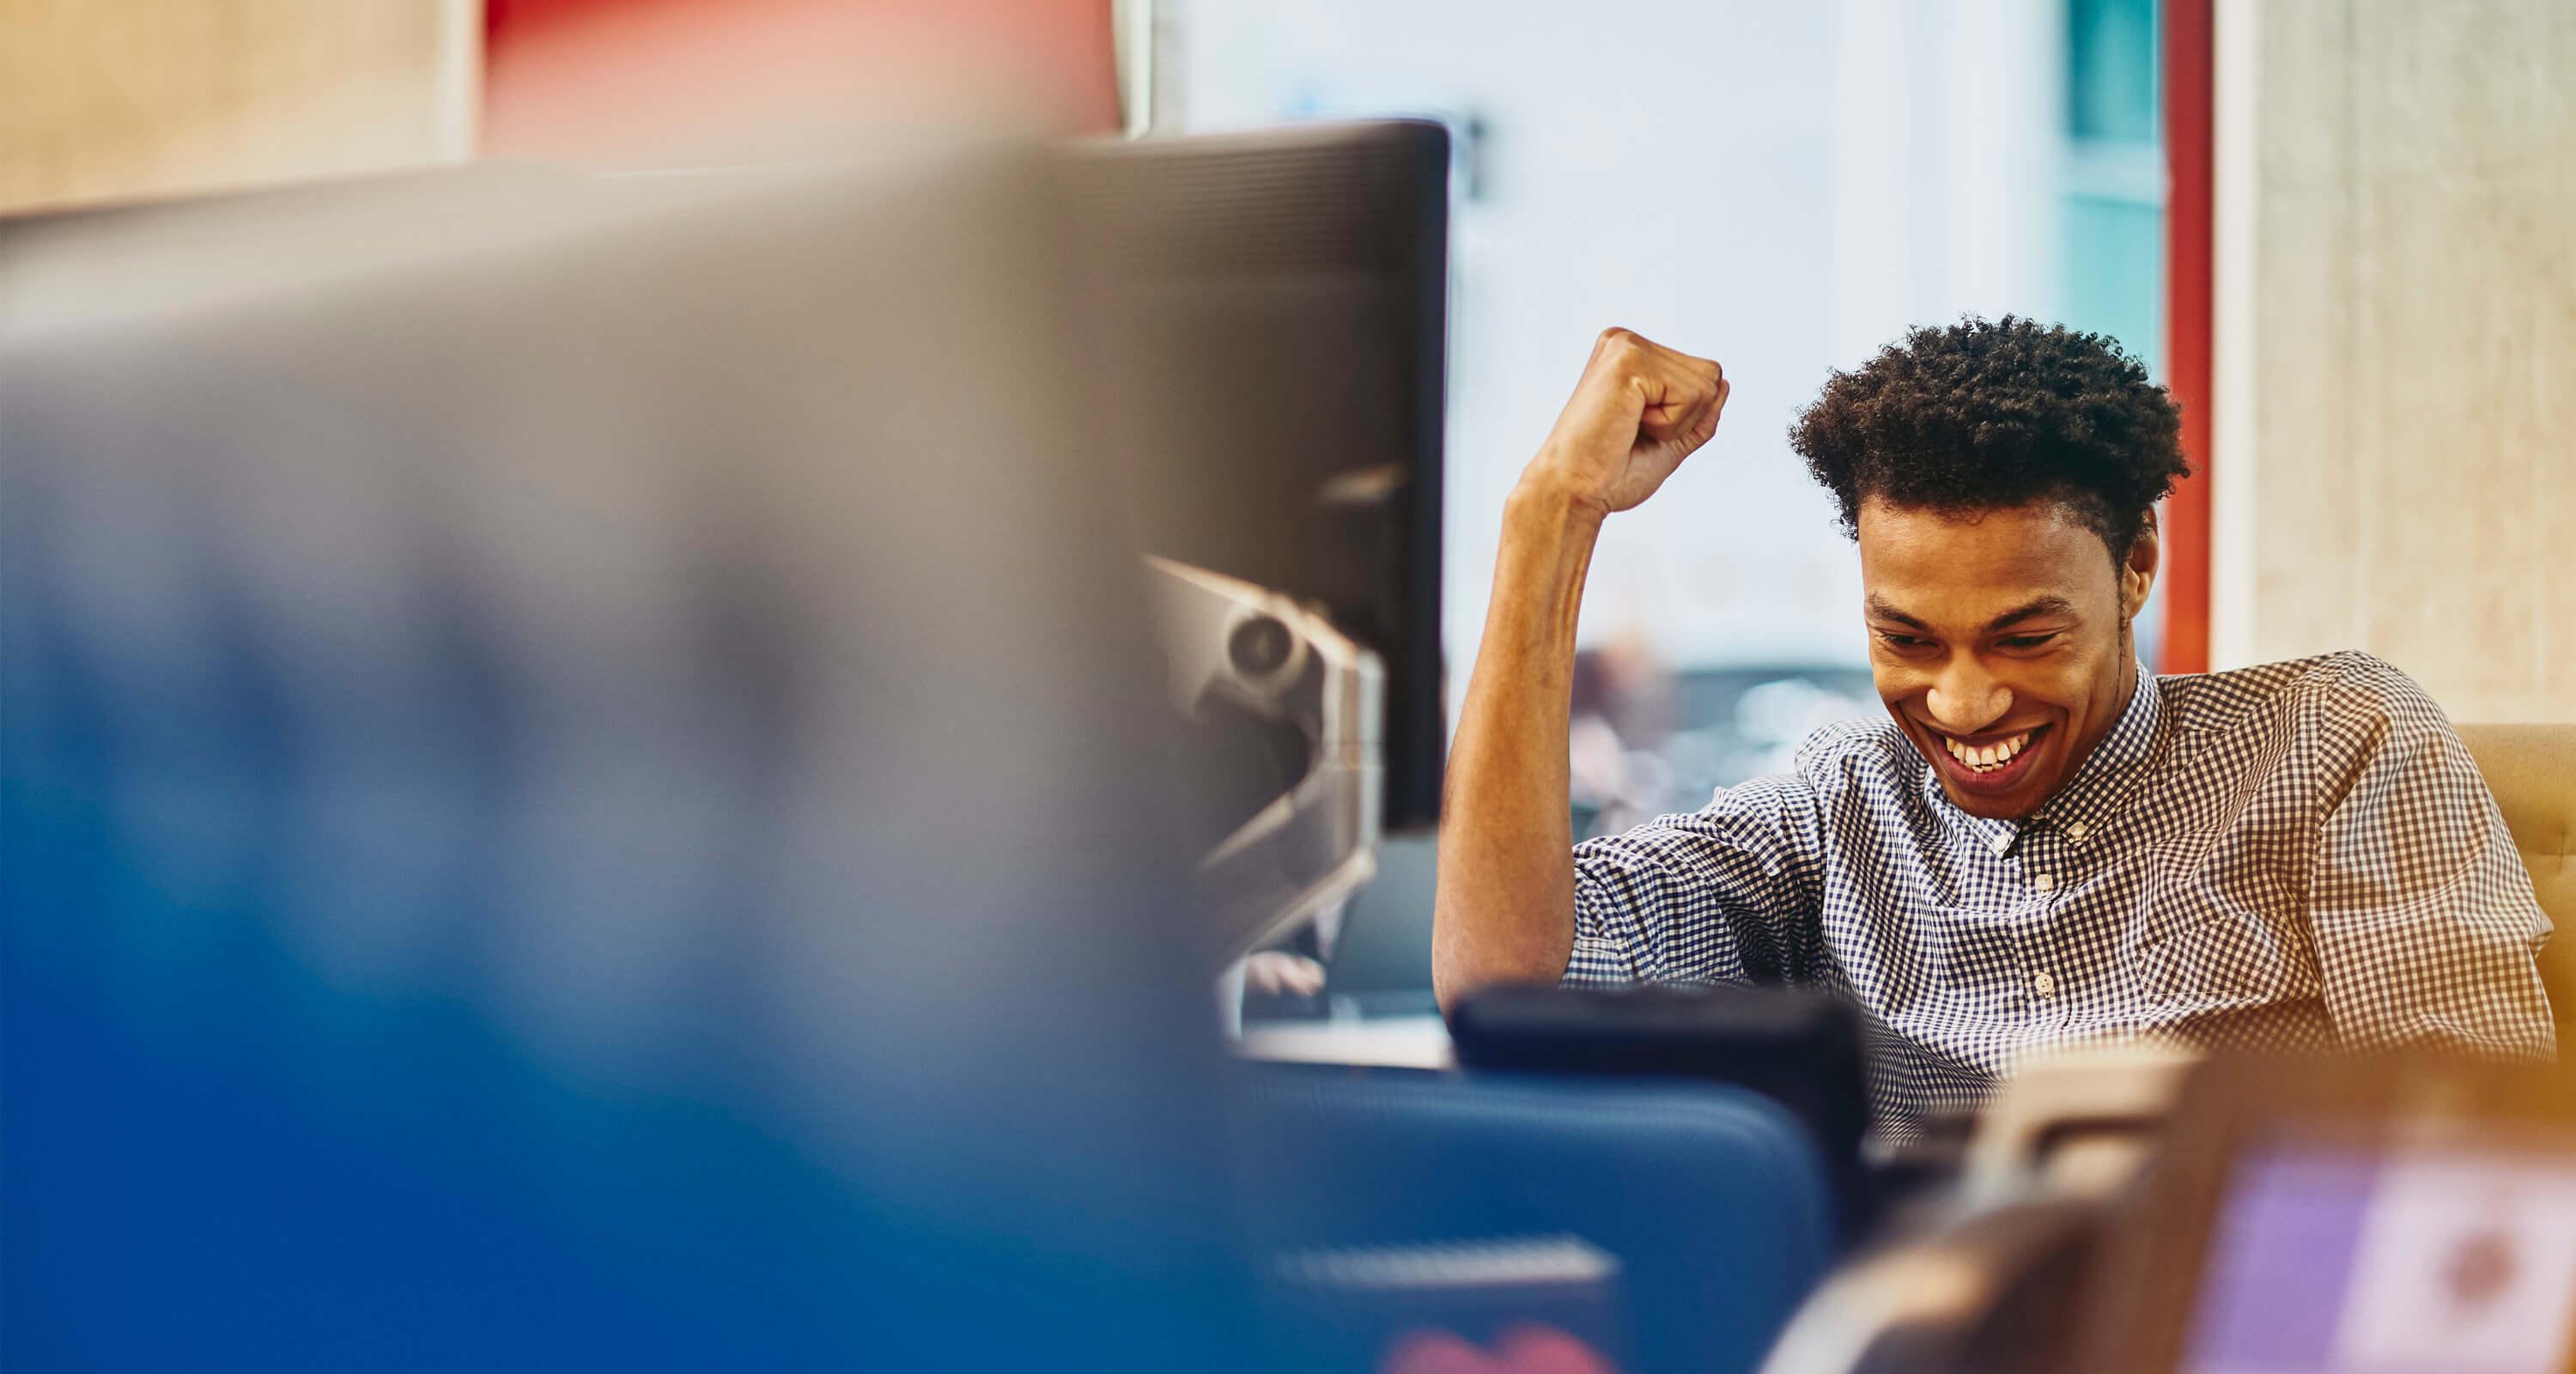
1434, 319, 2555, 1141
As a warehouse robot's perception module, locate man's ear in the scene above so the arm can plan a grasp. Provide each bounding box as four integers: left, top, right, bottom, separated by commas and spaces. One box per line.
2121, 509, 2160, 622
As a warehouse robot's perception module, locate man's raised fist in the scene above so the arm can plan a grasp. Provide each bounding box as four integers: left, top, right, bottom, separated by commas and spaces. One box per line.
1520, 327, 1728, 519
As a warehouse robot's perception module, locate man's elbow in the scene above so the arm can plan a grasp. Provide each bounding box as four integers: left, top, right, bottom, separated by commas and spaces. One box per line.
1431, 953, 1508, 1021
1431, 918, 1571, 1019
1431, 949, 1485, 1020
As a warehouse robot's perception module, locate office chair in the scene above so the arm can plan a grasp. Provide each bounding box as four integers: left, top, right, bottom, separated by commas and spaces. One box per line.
2455, 724, 2575, 1033
1231, 1067, 1842, 1374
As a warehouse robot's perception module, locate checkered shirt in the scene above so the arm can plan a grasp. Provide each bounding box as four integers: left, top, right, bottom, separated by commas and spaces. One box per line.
1566, 652, 2558, 1144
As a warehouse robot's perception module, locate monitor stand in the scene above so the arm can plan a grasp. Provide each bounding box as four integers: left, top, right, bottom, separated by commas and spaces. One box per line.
1143, 556, 1383, 1030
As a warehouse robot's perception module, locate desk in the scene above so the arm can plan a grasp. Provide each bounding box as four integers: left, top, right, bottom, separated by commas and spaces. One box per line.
1235, 1014, 1455, 1070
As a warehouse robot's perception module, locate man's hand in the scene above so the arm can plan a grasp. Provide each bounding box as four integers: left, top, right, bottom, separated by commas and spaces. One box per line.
1520, 328, 1729, 520
1240, 951, 1326, 999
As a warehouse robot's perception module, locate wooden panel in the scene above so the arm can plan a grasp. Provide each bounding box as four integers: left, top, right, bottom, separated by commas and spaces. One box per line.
0, 0, 474, 216
2222, 0, 2576, 721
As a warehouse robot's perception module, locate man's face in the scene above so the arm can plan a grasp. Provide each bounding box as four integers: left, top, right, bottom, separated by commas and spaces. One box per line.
1856, 495, 2154, 820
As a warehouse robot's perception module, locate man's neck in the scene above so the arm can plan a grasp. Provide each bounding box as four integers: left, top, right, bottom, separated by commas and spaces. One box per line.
2054, 655, 2142, 799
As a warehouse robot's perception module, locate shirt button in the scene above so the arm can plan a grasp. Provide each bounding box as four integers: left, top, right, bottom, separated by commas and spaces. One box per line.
2066, 822, 2089, 842
2032, 970, 2057, 999
2031, 872, 2055, 892
1990, 836, 2011, 854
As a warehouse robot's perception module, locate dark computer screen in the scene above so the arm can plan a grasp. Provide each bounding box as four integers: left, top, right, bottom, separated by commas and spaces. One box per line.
1066, 119, 1450, 832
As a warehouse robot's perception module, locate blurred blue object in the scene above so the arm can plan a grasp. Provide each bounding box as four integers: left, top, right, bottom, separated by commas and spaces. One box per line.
1232, 1069, 1840, 1373
2, 145, 1242, 1371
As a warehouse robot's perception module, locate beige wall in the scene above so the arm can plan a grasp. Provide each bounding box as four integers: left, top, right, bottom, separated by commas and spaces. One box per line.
0, 0, 477, 216
2213, 0, 2576, 722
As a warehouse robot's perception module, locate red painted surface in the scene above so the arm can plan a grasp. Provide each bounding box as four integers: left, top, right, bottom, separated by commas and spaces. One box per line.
482, 0, 1121, 161
2160, 0, 2215, 674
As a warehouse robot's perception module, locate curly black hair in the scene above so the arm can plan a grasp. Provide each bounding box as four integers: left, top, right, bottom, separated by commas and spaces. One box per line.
1789, 316, 2189, 562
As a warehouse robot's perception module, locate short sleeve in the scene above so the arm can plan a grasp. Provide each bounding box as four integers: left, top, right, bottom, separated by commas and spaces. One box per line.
1564, 772, 1827, 988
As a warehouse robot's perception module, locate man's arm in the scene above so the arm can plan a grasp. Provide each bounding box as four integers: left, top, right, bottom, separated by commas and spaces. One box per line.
2309, 658, 2555, 1057
1432, 329, 1728, 1013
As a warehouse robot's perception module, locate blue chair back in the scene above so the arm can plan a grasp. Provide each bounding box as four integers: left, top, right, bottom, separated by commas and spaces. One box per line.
1233, 1068, 1840, 1374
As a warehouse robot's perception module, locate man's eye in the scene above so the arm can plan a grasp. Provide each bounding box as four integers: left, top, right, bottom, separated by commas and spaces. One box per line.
1877, 632, 1933, 651
1998, 634, 2057, 650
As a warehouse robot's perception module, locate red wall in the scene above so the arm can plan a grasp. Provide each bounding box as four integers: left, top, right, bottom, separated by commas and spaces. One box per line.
483, 0, 1120, 161
2160, 0, 2214, 674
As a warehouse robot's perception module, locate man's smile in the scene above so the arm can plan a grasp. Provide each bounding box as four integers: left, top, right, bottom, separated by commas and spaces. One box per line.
1917, 721, 2054, 798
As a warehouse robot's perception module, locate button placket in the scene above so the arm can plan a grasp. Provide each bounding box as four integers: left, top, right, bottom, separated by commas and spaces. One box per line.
2020, 836, 2066, 1020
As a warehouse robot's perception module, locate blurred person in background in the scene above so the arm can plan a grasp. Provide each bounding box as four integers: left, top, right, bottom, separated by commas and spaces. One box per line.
1435, 318, 2555, 1144
1567, 636, 1678, 841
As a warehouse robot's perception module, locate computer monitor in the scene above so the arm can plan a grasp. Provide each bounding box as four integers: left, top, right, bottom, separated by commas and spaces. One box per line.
1066, 119, 1450, 833
2081, 1055, 2576, 1374
2179, 1133, 2576, 1373
2, 144, 1246, 1371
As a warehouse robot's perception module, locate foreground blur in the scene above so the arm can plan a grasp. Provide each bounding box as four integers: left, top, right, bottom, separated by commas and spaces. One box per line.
2, 137, 1243, 1371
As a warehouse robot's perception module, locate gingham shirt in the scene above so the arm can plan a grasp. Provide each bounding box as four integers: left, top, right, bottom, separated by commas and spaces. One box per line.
1567, 652, 2557, 1143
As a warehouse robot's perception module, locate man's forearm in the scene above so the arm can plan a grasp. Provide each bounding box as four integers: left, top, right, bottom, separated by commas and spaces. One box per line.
1433, 327, 1726, 1012
1432, 479, 1603, 1011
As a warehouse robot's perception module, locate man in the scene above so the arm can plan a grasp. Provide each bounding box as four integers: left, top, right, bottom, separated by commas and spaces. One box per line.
1435, 318, 2555, 1141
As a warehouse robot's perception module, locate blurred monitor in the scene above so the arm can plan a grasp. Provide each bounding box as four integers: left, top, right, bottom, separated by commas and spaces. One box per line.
2084, 1056, 2576, 1374
1066, 120, 1450, 833
2, 145, 1242, 1371
2181, 1134, 2576, 1374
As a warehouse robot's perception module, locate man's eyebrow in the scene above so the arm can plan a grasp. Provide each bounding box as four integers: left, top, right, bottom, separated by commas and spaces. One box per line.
1864, 595, 1929, 630
1986, 595, 2079, 631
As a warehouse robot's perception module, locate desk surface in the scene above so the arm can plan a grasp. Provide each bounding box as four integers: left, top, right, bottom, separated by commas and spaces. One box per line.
1234, 1014, 1454, 1070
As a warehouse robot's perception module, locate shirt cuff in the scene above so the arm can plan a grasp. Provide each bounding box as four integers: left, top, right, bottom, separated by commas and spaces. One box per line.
1564, 863, 1643, 986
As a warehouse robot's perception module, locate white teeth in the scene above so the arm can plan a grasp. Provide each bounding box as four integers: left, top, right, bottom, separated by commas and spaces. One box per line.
1942, 730, 2033, 772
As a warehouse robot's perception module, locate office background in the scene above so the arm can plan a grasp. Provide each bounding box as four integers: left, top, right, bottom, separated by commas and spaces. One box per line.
9, 2, 2558, 781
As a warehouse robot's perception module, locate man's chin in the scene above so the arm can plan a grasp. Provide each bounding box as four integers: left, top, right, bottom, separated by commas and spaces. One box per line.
1938, 777, 2046, 821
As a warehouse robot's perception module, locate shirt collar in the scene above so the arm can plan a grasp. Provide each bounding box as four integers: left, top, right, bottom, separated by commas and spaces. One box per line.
1919, 660, 2165, 852
2034, 660, 2166, 842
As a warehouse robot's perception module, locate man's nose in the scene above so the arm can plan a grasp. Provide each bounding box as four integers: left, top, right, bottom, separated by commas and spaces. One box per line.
1926, 662, 2012, 734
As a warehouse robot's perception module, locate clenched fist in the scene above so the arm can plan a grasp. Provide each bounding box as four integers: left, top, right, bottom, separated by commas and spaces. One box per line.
1520, 328, 1728, 520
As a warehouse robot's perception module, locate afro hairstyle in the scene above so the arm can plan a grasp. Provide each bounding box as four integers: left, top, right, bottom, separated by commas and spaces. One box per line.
1789, 315, 2189, 563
